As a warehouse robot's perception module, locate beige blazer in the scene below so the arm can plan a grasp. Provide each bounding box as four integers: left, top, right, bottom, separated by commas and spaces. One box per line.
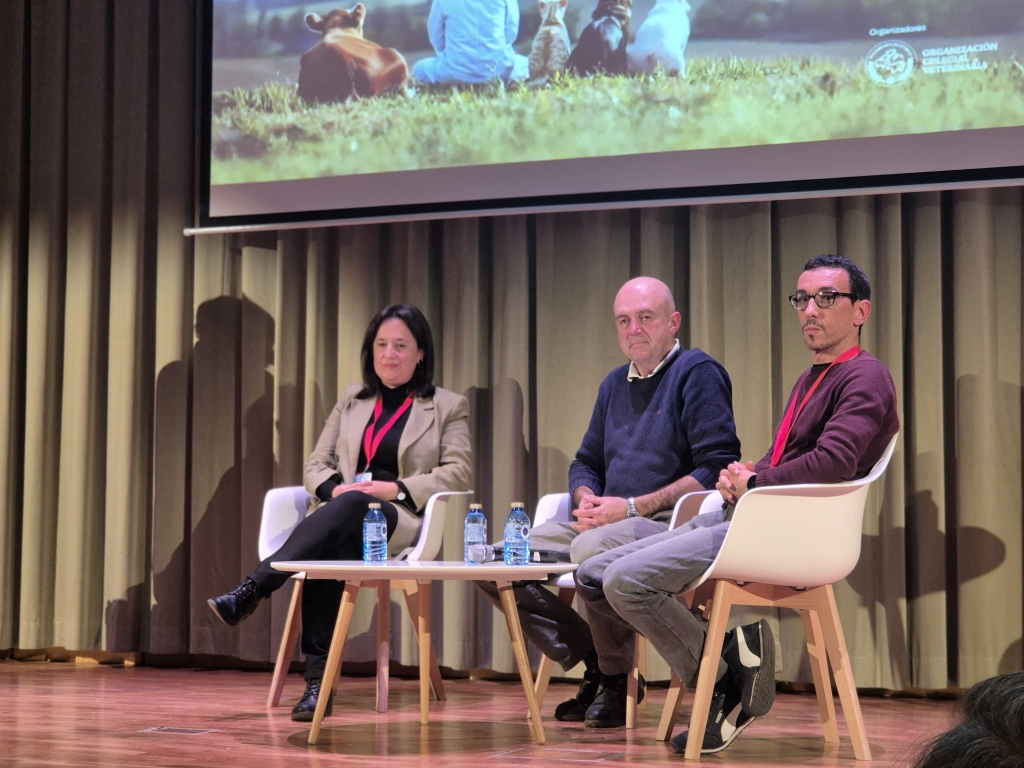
303, 383, 473, 553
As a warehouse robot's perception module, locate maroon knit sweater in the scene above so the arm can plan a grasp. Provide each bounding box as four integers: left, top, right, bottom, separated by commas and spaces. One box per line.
753, 351, 898, 486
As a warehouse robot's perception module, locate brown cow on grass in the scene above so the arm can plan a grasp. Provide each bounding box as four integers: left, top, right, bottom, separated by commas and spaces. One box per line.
298, 6, 409, 104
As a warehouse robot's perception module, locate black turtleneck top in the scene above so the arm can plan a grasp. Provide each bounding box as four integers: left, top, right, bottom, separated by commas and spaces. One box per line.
315, 382, 415, 507
355, 382, 413, 481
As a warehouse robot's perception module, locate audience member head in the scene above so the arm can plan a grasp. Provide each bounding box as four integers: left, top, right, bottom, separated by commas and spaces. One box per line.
792, 254, 872, 360
613, 277, 681, 376
359, 303, 435, 398
912, 671, 1024, 768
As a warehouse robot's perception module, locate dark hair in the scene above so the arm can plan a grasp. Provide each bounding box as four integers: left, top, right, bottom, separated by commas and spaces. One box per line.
357, 303, 436, 399
803, 254, 871, 302
912, 671, 1024, 768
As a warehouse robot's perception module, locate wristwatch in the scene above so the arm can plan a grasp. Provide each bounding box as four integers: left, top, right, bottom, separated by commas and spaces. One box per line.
395, 480, 409, 504
626, 497, 639, 518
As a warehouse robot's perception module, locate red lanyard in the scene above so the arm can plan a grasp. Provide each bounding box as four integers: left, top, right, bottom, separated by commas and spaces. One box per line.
363, 396, 414, 469
770, 346, 861, 467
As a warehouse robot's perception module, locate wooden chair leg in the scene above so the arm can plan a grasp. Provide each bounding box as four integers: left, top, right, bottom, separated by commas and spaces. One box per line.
801, 607, 839, 743
656, 671, 686, 741
637, 637, 648, 713
401, 581, 446, 702
267, 578, 303, 708
533, 587, 575, 711
308, 581, 360, 745
626, 635, 643, 728
816, 585, 872, 761
684, 580, 733, 760
376, 580, 391, 714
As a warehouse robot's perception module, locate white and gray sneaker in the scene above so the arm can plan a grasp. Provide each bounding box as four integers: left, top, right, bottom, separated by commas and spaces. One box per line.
670, 674, 754, 755
722, 618, 776, 717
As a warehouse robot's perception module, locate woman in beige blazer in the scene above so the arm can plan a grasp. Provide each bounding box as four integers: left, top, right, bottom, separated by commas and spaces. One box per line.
208, 303, 472, 720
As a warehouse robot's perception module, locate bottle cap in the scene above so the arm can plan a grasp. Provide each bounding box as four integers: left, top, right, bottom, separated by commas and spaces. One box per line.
369, 502, 381, 508
469, 503, 483, 509
511, 501, 524, 508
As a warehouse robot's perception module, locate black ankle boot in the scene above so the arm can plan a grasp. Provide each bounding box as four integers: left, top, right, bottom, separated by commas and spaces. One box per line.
291, 677, 334, 722
583, 671, 646, 728
555, 648, 602, 722
207, 578, 263, 627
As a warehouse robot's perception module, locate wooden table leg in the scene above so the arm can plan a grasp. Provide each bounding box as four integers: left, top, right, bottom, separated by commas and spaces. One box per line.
267, 577, 303, 708
376, 580, 391, 714
308, 580, 361, 745
417, 579, 432, 725
496, 580, 546, 744
401, 580, 446, 702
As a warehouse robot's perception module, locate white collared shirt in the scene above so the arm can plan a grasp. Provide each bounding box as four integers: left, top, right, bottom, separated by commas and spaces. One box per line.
627, 339, 680, 381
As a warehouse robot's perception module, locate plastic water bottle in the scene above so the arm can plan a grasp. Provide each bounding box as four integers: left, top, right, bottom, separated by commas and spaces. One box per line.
363, 503, 387, 562
503, 501, 530, 565
464, 503, 487, 564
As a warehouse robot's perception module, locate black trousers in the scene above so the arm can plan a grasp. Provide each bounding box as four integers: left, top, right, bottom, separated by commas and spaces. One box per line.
248, 491, 399, 680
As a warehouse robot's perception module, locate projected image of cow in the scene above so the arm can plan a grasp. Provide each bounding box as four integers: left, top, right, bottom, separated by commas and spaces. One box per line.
297, 6, 409, 103
207, 0, 1024, 217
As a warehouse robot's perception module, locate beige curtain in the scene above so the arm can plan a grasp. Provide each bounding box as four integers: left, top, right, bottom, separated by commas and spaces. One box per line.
1, 0, 1021, 691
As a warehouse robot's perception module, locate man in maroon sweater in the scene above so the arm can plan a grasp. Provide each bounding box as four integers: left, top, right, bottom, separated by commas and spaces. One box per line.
574, 254, 899, 755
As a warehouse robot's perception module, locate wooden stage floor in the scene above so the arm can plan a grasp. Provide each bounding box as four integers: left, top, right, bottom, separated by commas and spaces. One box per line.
0, 660, 954, 767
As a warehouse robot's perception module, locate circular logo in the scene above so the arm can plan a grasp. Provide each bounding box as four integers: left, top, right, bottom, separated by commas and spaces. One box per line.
866, 40, 917, 86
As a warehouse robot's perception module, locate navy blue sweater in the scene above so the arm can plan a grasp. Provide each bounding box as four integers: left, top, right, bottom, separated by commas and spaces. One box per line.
569, 347, 741, 505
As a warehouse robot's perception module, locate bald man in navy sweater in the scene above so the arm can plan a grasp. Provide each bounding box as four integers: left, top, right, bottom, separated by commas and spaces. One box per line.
575, 255, 899, 753
478, 276, 741, 724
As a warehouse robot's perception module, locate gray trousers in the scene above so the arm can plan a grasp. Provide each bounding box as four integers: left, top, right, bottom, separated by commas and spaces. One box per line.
475, 513, 671, 671
575, 508, 730, 684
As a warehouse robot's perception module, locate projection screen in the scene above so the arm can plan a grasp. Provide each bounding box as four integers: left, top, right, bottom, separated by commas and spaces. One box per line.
201, 0, 1024, 227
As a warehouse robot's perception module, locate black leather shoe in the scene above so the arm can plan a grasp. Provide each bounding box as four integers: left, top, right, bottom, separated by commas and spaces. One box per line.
291, 678, 334, 722
555, 648, 602, 722
583, 672, 646, 728
207, 578, 263, 627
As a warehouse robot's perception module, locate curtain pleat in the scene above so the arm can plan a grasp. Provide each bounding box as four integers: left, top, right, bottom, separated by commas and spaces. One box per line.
952, 189, 1023, 682
2, 0, 1023, 691
482, 214, 532, 672
0, 0, 28, 654
904, 192, 950, 689
19, 0, 70, 651
149, 0, 197, 658
53, 0, 111, 653
103, 0, 154, 655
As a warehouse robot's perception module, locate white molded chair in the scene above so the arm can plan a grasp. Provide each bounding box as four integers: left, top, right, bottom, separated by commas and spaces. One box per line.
531, 491, 703, 727
659, 433, 899, 761
261, 487, 473, 711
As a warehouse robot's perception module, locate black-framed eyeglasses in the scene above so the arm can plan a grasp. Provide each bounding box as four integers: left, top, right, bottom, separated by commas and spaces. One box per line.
788, 290, 857, 310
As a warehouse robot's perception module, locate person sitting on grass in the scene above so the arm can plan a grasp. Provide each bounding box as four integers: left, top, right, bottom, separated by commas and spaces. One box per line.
412, 0, 530, 85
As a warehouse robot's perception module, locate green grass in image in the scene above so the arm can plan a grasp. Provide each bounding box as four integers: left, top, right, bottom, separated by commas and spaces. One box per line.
209, 57, 1024, 183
